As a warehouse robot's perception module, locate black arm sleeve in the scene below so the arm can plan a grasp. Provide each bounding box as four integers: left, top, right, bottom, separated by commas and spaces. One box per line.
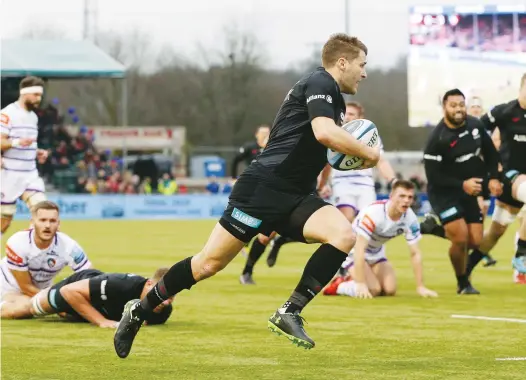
89, 274, 137, 303
231, 145, 250, 178
423, 135, 464, 190
304, 73, 338, 121
480, 104, 505, 132
478, 124, 501, 179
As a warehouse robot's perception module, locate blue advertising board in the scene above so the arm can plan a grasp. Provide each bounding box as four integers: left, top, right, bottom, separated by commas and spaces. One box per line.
13, 194, 230, 221
13, 193, 495, 221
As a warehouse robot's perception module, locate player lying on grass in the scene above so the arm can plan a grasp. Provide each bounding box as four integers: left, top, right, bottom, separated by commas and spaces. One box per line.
26, 268, 174, 327
1, 201, 92, 319
324, 180, 438, 298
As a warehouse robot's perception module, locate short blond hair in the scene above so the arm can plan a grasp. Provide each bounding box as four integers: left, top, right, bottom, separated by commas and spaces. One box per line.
345, 101, 365, 117
151, 267, 169, 282
322, 34, 368, 67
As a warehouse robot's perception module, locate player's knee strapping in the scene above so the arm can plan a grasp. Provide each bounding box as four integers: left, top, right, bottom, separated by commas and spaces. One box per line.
1, 203, 16, 216
31, 293, 50, 316
514, 180, 526, 204
492, 205, 517, 225
24, 191, 47, 209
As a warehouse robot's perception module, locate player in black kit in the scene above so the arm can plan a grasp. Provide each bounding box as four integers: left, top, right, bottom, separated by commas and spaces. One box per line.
231, 125, 270, 178
467, 74, 526, 280
423, 89, 502, 294
113, 33, 380, 357
30, 268, 173, 327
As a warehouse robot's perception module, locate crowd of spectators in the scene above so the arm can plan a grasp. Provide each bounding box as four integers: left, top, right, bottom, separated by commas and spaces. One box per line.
410, 13, 526, 52
36, 102, 185, 195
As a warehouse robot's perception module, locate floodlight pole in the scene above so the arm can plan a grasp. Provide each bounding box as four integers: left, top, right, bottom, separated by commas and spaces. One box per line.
344, 0, 350, 34
121, 78, 128, 171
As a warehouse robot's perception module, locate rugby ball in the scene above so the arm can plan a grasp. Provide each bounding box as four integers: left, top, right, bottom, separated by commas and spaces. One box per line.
327, 119, 379, 171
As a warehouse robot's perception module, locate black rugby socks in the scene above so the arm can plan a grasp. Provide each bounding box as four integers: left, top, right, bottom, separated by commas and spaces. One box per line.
515, 239, 526, 259
140, 256, 196, 314
242, 239, 267, 275
466, 249, 485, 276
282, 244, 347, 314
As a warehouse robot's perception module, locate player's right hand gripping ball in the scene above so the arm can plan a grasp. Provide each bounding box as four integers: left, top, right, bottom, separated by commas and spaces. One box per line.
327, 119, 379, 171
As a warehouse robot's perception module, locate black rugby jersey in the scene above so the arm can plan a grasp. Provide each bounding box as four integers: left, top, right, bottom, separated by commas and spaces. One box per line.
480, 99, 526, 174
255, 67, 346, 193
423, 115, 500, 196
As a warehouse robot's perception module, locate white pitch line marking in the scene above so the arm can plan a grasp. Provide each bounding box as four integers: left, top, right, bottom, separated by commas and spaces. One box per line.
451, 314, 526, 324
496, 357, 526, 361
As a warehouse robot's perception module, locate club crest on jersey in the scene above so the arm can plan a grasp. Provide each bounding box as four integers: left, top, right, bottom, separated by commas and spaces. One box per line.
472, 128, 480, 139
47, 258, 56, 268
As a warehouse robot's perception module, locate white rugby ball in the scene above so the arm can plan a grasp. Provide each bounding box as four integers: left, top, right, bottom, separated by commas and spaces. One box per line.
327, 119, 379, 171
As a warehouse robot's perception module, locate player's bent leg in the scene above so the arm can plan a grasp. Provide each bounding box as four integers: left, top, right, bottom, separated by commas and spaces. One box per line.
302, 205, 355, 251
269, 203, 354, 350
443, 218, 477, 294
21, 190, 47, 209
114, 221, 247, 359
0, 293, 33, 319
345, 261, 382, 297
1, 214, 14, 234
371, 259, 396, 296
0, 201, 16, 233
240, 232, 275, 284
467, 223, 483, 250
337, 205, 358, 223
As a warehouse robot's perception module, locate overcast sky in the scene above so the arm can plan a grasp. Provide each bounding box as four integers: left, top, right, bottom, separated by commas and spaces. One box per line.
1, 0, 519, 69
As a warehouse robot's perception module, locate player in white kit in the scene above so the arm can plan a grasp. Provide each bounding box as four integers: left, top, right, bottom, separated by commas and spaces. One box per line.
0, 201, 92, 319
323, 180, 437, 298
1, 76, 49, 235
318, 101, 397, 222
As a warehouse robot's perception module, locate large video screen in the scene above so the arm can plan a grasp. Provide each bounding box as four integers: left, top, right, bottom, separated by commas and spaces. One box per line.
408, 5, 526, 127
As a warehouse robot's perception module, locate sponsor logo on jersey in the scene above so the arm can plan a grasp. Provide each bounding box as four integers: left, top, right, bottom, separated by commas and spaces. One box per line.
306, 94, 330, 104
47, 258, 56, 268
440, 207, 458, 219
231, 208, 262, 228
0, 113, 9, 127
455, 149, 480, 163
410, 222, 420, 235
513, 134, 526, 142
512, 117, 520, 122
6, 246, 23, 264
423, 154, 442, 162
71, 248, 86, 264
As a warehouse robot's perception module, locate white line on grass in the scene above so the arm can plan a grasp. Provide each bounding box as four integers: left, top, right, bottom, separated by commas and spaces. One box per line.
451, 314, 526, 324
496, 357, 526, 361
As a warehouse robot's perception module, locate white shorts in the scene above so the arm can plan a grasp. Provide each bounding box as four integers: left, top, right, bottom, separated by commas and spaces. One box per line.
341, 247, 388, 269
0, 169, 45, 205
332, 182, 376, 214
0, 264, 22, 302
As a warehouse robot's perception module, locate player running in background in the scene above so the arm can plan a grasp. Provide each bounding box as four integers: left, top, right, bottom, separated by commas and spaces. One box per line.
423, 89, 501, 294
231, 125, 270, 178
467, 74, 526, 283
114, 33, 381, 357
28, 268, 173, 327
1, 201, 92, 318
323, 180, 437, 298
1, 76, 49, 235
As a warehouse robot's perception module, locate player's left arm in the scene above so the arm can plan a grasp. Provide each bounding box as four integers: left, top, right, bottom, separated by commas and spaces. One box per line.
405, 217, 437, 298
59, 279, 117, 328
316, 163, 332, 196
478, 122, 503, 196
67, 242, 92, 272
375, 140, 397, 183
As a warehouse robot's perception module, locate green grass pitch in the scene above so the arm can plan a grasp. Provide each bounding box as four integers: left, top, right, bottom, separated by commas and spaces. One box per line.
1, 219, 525, 379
